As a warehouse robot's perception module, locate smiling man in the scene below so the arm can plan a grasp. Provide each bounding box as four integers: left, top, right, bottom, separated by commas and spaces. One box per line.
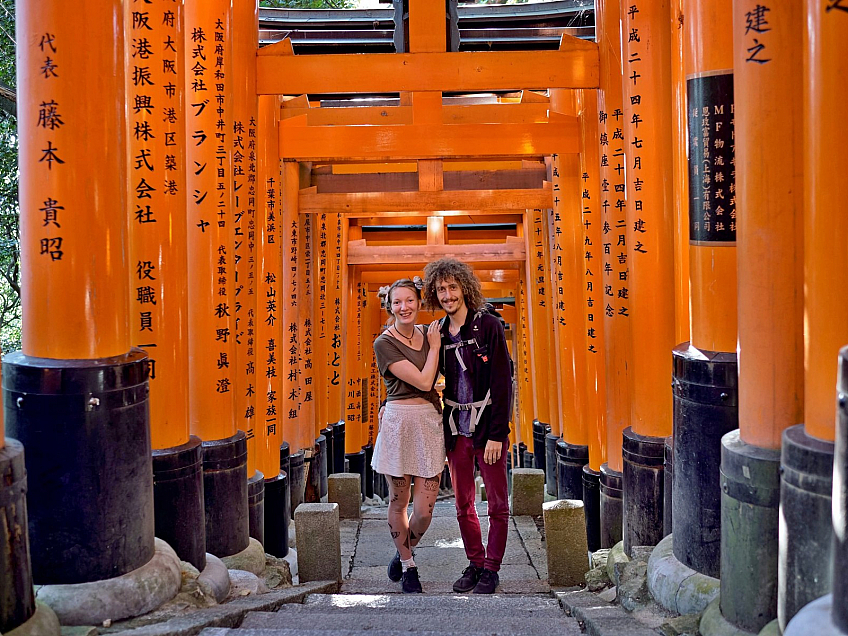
422, 258, 513, 594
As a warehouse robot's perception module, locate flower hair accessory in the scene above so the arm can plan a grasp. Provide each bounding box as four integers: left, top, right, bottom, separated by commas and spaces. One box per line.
412, 276, 424, 291
377, 285, 390, 302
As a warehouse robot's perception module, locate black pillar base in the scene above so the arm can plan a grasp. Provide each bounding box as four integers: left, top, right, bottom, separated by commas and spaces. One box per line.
248, 470, 265, 548
622, 427, 664, 556
518, 442, 528, 468
544, 433, 558, 496
332, 421, 346, 474
363, 444, 374, 499
512, 443, 520, 469
3, 349, 154, 584
264, 471, 289, 558
374, 468, 389, 499
203, 430, 249, 558
532, 420, 547, 475
582, 465, 601, 552
315, 434, 328, 499
0, 438, 34, 633
152, 436, 206, 570
440, 462, 452, 491
719, 429, 780, 634
778, 423, 834, 631
672, 345, 738, 578
556, 438, 588, 500
836, 348, 848, 633
288, 450, 305, 517
346, 450, 367, 501
663, 435, 673, 538
321, 426, 334, 476
600, 463, 623, 549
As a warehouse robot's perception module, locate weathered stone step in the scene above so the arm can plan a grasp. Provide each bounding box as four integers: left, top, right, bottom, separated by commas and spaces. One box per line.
302, 592, 563, 615
200, 629, 551, 636
239, 609, 581, 635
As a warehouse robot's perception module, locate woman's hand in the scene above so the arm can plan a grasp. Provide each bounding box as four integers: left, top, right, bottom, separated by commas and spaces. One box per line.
427, 320, 442, 351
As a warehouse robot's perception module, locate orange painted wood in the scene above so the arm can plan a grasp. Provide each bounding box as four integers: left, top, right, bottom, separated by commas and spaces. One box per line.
597, 0, 630, 473
281, 161, 303, 450
126, 0, 189, 450
515, 276, 535, 449
256, 45, 599, 95
313, 212, 329, 434
298, 212, 317, 446
418, 160, 444, 192
347, 241, 525, 265
344, 261, 363, 448
19, 0, 131, 359
278, 121, 579, 162
409, 0, 446, 53
735, 0, 804, 449
685, 0, 736, 353
233, 0, 260, 473
184, 0, 236, 442
300, 188, 553, 214
524, 209, 552, 428
427, 217, 446, 245
327, 212, 346, 429
279, 103, 552, 126
803, 0, 848, 443
578, 90, 607, 471
255, 94, 283, 478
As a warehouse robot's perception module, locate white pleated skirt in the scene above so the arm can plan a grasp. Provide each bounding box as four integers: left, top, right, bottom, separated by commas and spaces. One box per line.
371, 402, 446, 479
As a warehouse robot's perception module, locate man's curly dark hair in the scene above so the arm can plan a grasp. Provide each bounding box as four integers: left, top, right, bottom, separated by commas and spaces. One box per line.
422, 258, 485, 314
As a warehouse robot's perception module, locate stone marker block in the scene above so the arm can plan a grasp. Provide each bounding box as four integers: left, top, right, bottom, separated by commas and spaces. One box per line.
543, 499, 589, 586
328, 473, 362, 519
294, 503, 341, 583
511, 468, 545, 516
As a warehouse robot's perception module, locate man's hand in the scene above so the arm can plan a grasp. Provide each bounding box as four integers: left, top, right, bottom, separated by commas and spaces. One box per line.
483, 439, 502, 465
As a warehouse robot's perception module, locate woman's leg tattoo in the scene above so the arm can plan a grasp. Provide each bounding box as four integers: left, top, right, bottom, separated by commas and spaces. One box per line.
408, 475, 440, 548
386, 475, 413, 559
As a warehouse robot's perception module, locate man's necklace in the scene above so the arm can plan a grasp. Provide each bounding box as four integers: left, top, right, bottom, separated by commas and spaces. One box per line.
392, 325, 415, 345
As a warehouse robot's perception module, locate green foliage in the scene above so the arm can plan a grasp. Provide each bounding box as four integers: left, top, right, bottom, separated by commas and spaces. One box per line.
260, 0, 355, 8
0, 0, 20, 353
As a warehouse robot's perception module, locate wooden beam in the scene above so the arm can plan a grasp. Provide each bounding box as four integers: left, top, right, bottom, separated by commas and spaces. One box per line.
352, 213, 523, 226
279, 121, 578, 161
361, 269, 519, 283
312, 168, 546, 194
427, 217, 446, 245
300, 187, 552, 214
348, 239, 526, 265
279, 103, 553, 126
257, 42, 599, 95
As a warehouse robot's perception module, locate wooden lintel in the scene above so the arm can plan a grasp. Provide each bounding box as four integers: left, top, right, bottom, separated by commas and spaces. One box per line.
312, 167, 546, 194
361, 269, 519, 283
348, 241, 526, 265
257, 45, 599, 95
279, 121, 578, 161
279, 103, 552, 126
300, 188, 552, 215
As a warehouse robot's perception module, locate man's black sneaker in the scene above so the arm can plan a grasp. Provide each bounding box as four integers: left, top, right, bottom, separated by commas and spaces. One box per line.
472, 568, 499, 594
401, 566, 423, 593
387, 551, 402, 582
452, 564, 483, 592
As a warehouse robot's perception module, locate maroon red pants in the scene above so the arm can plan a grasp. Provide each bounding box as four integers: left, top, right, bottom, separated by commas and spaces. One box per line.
446, 436, 510, 572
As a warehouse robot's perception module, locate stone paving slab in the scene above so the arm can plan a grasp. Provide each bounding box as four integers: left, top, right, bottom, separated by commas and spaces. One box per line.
339, 578, 552, 595
263, 599, 564, 618
303, 593, 560, 612
202, 628, 562, 636
555, 589, 661, 636
240, 610, 582, 635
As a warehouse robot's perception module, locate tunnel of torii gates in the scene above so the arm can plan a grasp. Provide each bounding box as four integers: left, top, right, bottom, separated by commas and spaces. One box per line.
1, 0, 847, 634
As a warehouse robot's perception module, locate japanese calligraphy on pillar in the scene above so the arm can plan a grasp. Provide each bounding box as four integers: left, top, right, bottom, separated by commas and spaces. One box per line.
687, 72, 736, 244
260, 173, 280, 443
330, 212, 344, 416
33, 31, 65, 262
599, 107, 629, 320
346, 277, 363, 427
128, 0, 188, 449
743, 3, 773, 64
185, 0, 235, 439
283, 187, 301, 444
299, 213, 315, 429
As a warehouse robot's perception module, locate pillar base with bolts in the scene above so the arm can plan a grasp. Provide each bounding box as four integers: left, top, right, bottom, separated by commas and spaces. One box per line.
279, 442, 291, 527
582, 465, 601, 552
288, 450, 306, 518
672, 345, 739, 578
0, 438, 34, 633
363, 443, 374, 499
544, 435, 557, 488
264, 471, 289, 558
556, 439, 589, 500
332, 421, 346, 473
3, 349, 154, 584
778, 423, 834, 631
600, 463, 623, 549
152, 435, 206, 570
248, 469, 266, 547
346, 450, 366, 501
622, 426, 665, 556
533, 420, 547, 475
321, 426, 334, 476
202, 430, 249, 559
835, 349, 848, 633
716, 429, 780, 634
663, 435, 673, 538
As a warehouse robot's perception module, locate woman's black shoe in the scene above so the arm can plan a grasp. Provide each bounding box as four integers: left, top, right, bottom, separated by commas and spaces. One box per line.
452, 564, 483, 592
401, 566, 423, 593
387, 551, 402, 582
